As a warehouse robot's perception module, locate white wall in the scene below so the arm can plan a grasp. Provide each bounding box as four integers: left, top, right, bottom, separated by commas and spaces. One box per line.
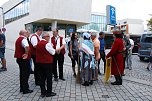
128, 24, 144, 35
2, 0, 92, 44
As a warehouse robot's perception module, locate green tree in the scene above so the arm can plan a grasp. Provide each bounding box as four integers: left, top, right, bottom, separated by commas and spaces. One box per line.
148, 18, 152, 31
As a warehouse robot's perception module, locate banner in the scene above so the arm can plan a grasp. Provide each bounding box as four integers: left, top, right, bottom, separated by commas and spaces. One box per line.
104, 57, 112, 83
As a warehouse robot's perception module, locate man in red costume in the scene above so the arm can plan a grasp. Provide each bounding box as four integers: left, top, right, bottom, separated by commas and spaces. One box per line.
36, 32, 56, 97
14, 30, 33, 94
30, 27, 43, 85
51, 28, 66, 81
106, 30, 124, 85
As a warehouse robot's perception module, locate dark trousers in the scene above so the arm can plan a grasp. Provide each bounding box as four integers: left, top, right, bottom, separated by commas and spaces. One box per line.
71, 55, 79, 67
31, 55, 41, 85
71, 55, 80, 74
38, 63, 53, 94
53, 53, 64, 79
98, 51, 106, 73
16, 58, 30, 92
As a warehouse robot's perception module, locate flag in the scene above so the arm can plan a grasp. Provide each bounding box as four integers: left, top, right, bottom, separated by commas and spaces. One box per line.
104, 57, 112, 83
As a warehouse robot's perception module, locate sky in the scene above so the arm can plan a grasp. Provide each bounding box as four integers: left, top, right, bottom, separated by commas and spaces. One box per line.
0, 0, 152, 29
92, 0, 152, 29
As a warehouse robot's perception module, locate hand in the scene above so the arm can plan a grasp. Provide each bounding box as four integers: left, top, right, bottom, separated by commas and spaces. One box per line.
22, 54, 28, 59
71, 55, 74, 59
123, 48, 126, 51
55, 48, 61, 54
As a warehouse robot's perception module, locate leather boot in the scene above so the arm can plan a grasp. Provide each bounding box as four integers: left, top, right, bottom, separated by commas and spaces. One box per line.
111, 75, 122, 85
118, 76, 122, 85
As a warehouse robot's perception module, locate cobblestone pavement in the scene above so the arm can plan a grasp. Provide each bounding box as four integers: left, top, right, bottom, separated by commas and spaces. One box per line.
0, 48, 152, 101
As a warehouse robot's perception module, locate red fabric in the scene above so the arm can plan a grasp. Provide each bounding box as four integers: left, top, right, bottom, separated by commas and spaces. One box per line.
36, 40, 53, 63
60, 37, 66, 55
106, 38, 124, 75
51, 36, 56, 49
29, 34, 40, 55
14, 37, 31, 60
51, 36, 65, 55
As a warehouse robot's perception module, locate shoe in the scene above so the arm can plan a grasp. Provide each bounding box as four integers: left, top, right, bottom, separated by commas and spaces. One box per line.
59, 78, 65, 81
2, 68, 7, 71
40, 93, 46, 98
23, 90, 33, 94
73, 73, 76, 77
126, 66, 129, 69
82, 81, 89, 86
98, 72, 101, 75
122, 74, 125, 76
20, 89, 23, 92
46, 92, 56, 97
111, 81, 122, 85
89, 80, 93, 85
35, 82, 40, 86
54, 78, 58, 81
129, 68, 132, 70
147, 67, 150, 71
30, 71, 34, 74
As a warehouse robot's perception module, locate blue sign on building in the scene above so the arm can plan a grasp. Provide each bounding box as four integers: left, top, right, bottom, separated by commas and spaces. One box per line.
106, 5, 116, 25
68, 28, 74, 33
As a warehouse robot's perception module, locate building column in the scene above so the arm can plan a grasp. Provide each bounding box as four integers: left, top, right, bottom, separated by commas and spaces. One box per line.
52, 20, 57, 30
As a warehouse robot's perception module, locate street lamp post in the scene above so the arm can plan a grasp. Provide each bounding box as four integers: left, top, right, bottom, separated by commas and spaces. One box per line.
0, 7, 4, 28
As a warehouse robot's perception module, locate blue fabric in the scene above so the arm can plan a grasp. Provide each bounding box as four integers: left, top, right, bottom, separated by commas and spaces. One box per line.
83, 40, 94, 52
80, 40, 95, 69
0, 33, 6, 53
98, 37, 104, 52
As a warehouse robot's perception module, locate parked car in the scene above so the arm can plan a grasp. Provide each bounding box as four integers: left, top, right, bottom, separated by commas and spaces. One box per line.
138, 34, 152, 61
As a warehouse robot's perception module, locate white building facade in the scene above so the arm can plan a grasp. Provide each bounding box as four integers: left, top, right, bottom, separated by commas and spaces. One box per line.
1, 0, 92, 42
117, 19, 144, 35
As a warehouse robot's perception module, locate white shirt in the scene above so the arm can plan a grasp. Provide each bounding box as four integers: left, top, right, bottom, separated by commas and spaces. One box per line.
20, 36, 29, 48
30, 33, 41, 47
41, 39, 55, 55
46, 42, 55, 55
129, 39, 134, 50
55, 36, 66, 49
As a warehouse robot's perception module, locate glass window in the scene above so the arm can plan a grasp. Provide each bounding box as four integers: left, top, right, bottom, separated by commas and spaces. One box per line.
4, 0, 30, 24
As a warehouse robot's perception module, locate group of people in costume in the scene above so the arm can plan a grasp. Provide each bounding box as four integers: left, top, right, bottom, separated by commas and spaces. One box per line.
69, 30, 126, 86
14, 27, 128, 98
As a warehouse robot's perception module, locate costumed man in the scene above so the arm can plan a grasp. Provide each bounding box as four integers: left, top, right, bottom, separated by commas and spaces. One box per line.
14, 30, 33, 94
51, 28, 66, 81
29, 27, 43, 85
106, 30, 124, 85
36, 32, 56, 97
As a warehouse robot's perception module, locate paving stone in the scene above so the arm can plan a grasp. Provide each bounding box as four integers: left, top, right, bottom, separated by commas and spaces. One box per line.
0, 49, 152, 101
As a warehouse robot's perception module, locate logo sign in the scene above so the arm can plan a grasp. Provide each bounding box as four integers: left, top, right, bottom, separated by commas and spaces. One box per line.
68, 28, 74, 33
106, 5, 116, 25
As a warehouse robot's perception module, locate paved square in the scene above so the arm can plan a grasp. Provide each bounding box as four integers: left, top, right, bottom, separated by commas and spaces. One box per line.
0, 48, 152, 101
